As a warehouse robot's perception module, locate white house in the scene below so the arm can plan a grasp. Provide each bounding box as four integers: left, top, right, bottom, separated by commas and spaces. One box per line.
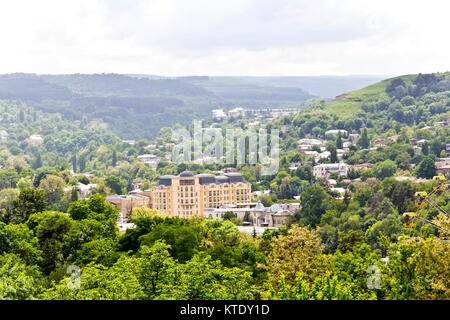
313, 163, 350, 179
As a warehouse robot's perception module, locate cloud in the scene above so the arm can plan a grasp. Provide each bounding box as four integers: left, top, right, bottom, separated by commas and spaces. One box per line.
0, 0, 448, 76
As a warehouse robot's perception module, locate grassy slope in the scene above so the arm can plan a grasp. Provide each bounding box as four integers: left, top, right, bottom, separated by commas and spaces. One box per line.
323, 74, 420, 117
323, 72, 450, 117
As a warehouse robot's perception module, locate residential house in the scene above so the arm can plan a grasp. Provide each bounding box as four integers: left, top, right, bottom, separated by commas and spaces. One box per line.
27, 134, 44, 145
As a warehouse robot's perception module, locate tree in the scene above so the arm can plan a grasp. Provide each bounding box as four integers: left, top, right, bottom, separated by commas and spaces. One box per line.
39, 174, 65, 205
357, 128, 369, 149
295, 186, 330, 227
17, 178, 32, 190
72, 154, 77, 173
129, 207, 166, 221
329, 243, 381, 298
223, 211, 236, 221
32, 153, 42, 170
139, 224, 201, 262
19, 110, 25, 122
76, 238, 120, 267
415, 157, 437, 179
39, 255, 145, 300
105, 175, 125, 194
35, 211, 73, 274
337, 230, 365, 253
265, 272, 354, 300
112, 150, 117, 167
0, 253, 41, 300
159, 253, 256, 300
372, 160, 397, 180
330, 146, 338, 163
295, 165, 313, 182
0, 222, 42, 265
71, 187, 79, 202
9, 188, 47, 224
383, 236, 450, 299
266, 226, 330, 289
137, 241, 175, 298
78, 155, 86, 172
67, 200, 91, 221
336, 131, 343, 149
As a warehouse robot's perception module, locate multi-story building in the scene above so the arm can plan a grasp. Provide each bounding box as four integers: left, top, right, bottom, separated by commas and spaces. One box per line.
151, 171, 251, 218
106, 194, 150, 217
313, 163, 350, 179
137, 154, 160, 168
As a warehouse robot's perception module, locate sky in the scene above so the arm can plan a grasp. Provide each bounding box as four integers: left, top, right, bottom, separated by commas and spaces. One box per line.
0, 0, 449, 77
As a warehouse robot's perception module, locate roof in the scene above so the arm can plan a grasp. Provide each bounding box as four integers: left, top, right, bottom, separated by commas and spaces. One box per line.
106, 194, 149, 201
179, 170, 194, 177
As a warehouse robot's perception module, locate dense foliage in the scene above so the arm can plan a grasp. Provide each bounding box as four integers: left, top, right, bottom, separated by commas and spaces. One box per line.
0, 72, 449, 300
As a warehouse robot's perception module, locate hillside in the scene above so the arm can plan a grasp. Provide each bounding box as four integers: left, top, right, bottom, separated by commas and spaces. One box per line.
322, 72, 450, 118
0, 73, 316, 140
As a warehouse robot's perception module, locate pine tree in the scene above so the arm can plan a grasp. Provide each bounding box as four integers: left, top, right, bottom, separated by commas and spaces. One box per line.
336, 132, 343, 149
32, 153, 42, 169
71, 187, 79, 202
421, 141, 429, 155
79, 155, 86, 172
72, 154, 77, 173
112, 150, 117, 167
330, 146, 338, 163
357, 128, 369, 149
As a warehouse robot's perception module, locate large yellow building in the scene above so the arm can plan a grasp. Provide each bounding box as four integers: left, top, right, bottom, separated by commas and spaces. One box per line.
152, 171, 252, 218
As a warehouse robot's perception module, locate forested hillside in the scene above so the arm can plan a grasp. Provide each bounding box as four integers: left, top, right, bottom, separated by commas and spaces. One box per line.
0, 72, 449, 300
0, 73, 315, 140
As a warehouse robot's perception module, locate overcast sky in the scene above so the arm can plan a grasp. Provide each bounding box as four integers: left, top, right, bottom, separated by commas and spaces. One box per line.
0, 0, 449, 76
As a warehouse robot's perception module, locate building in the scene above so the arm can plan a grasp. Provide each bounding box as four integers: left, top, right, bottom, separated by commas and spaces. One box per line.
0, 130, 8, 141
27, 134, 43, 145
77, 183, 97, 199
137, 154, 160, 168
252, 189, 271, 199
122, 140, 135, 145
434, 116, 450, 127
222, 167, 238, 173
297, 144, 313, 152
352, 163, 374, 170
325, 129, 348, 136
436, 157, 450, 177
212, 109, 227, 121
348, 133, 360, 142
106, 194, 151, 217
438, 165, 450, 177
298, 138, 324, 146
151, 171, 251, 218
313, 163, 350, 179
204, 201, 296, 228
373, 135, 398, 147
228, 107, 245, 118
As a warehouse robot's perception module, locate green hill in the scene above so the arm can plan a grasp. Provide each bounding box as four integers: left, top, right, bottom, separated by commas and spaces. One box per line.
323, 72, 450, 117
